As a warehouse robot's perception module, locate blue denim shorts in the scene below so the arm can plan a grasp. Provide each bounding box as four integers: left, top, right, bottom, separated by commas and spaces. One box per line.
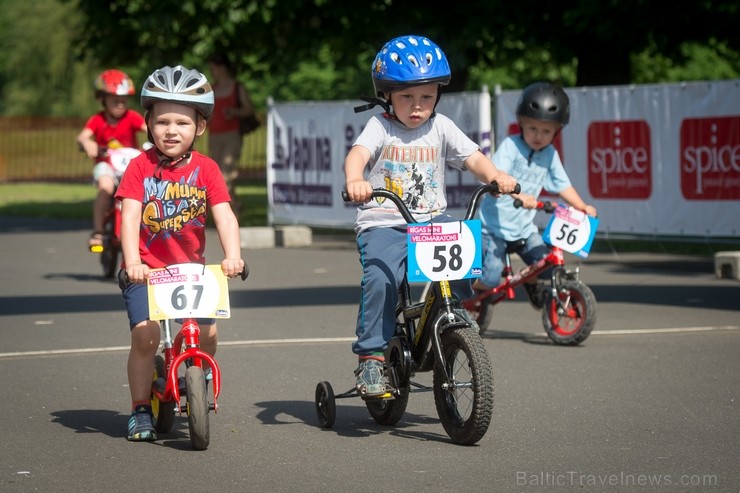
121, 278, 215, 330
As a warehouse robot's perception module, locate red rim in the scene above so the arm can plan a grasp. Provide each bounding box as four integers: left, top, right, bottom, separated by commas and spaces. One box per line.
547, 289, 585, 337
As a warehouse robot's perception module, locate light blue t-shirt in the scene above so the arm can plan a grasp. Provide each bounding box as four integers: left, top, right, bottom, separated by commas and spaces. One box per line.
479, 134, 571, 241
352, 113, 479, 234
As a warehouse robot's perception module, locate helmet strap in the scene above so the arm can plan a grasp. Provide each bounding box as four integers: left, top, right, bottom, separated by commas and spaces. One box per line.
153, 150, 192, 181
353, 96, 391, 114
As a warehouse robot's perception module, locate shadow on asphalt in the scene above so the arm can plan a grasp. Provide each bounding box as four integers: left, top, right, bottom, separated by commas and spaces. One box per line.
5, 281, 737, 317
50, 409, 198, 449
253, 398, 459, 444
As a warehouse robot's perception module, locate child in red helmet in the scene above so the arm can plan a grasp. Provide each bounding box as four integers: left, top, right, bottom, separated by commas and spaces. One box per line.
76, 69, 147, 250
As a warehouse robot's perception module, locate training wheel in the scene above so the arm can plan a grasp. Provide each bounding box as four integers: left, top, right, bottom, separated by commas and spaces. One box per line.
315, 381, 336, 428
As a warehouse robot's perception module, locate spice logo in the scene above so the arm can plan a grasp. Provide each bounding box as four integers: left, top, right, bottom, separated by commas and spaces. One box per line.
588, 120, 652, 199
680, 116, 740, 200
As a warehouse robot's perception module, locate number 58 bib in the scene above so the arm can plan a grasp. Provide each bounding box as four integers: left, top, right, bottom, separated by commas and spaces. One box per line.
406, 220, 482, 282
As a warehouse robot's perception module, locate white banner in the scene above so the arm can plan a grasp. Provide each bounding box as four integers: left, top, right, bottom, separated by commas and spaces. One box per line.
495, 80, 740, 238
266, 90, 492, 228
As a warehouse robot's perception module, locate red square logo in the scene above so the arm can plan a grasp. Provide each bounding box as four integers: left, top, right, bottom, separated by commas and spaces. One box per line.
588, 120, 652, 199
680, 116, 740, 200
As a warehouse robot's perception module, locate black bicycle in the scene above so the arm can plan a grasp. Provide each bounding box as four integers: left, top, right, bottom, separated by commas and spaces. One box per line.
315, 182, 518, 445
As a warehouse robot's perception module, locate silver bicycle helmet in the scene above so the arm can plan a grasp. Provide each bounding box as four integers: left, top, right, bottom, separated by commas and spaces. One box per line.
141, 65, 214, 119
516, 82, 570, 125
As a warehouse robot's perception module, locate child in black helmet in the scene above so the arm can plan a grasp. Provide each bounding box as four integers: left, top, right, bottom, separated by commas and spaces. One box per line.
116, 65, 244, 441
474, 82, 597, 307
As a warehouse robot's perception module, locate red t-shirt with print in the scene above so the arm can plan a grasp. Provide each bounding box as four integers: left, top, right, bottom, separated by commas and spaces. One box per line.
84, 109, 145, 152
115, 149, 231, 269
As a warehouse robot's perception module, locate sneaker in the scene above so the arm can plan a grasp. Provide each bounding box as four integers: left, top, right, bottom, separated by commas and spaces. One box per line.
127, 407, 157, 442
454, 308, 480, 333
523, 281, 547, 310
354, 358, 387, 397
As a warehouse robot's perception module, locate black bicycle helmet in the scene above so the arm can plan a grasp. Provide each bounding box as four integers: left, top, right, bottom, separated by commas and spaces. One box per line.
141, 65, 214, 119
516, 82, 570, 125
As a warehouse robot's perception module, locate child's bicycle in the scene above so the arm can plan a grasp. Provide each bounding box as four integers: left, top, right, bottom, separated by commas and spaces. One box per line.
88, 147, 143, 278
461, 199, 597, 345
315, 182, 517, 446
119, 262, 248, 450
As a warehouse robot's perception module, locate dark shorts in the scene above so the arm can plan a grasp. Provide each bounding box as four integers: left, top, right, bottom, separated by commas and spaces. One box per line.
121, 278, 215, 330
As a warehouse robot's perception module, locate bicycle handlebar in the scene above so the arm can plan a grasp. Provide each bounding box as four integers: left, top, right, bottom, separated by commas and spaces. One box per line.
342, 182, 521, 223
117, 263, 249, 288
513, 199, 557, 213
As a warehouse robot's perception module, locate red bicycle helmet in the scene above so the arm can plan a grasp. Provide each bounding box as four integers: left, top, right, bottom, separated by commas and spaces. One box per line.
95, 69, 135, 96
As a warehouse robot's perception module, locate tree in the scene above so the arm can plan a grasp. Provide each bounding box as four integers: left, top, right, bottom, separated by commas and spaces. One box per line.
69, 0, 738, 93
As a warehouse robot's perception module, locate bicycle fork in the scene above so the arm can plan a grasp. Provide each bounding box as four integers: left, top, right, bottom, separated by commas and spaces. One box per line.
157, 319, 222, 413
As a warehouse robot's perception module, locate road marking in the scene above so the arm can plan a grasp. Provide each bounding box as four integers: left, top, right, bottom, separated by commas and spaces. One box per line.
591, 325, 740, 336
1, 327, 738, 359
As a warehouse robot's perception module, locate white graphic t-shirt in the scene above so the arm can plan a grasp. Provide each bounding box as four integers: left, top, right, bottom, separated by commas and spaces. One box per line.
353, 113, 479, 234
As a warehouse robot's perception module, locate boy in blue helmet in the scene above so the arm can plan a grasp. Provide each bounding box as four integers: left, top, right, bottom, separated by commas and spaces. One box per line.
474, 82, 597, 307
345, 34, 518, 396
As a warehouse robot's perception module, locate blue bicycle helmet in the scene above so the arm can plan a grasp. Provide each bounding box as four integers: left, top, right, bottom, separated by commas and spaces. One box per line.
371, 35, 451, 97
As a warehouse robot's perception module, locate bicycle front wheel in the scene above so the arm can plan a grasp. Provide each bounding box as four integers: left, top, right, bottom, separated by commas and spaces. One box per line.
433, 327, 494, 445
185, 366, 210, 450
542, 279, 597, 345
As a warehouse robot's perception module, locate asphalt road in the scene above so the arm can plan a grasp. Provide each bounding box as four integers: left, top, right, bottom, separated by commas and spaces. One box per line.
1, 216, 738, 493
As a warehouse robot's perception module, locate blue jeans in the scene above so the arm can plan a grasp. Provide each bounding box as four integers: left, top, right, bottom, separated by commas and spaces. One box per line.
352, 223, 471, 355
478, 231, 551, 288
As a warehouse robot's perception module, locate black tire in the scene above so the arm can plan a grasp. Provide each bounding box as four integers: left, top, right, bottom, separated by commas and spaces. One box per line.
100, 230, 121, 279
541, 279, 597, 345
433, 327, 494, 445
365, 384, 409, 426
185, 366, 210, 450
315, 381, 336, 429
151, 355, 176, 434
469, 296, 495, 336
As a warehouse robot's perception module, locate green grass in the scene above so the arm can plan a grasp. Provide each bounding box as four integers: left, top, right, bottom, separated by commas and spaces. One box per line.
0, 181, 269, 226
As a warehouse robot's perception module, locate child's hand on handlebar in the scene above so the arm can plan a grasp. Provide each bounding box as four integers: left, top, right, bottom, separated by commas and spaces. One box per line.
490, 172, 518, 195
345, 179, 374, 203
221, 258, 245, 279
512, 193, 538, 209
126, 263, 150, 284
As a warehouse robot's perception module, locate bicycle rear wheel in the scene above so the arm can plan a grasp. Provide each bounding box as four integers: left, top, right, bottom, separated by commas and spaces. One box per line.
185, 366, 210, 450
151, 355, 175, 433
365, 384, 409, 426
433, 327, 494, 445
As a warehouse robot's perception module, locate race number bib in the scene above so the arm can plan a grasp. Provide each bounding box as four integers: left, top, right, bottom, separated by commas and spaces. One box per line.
407, 220, 482, 282
147, 264, 231, 320
543, 204, 599, 258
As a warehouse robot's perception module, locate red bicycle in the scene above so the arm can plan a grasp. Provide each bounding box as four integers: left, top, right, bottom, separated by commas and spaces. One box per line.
89, 147, 144, 278
461, 200, 597, 345
119, 263, 248, 450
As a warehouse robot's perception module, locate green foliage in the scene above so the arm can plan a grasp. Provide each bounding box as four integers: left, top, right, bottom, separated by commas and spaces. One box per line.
1, 0, 738, 118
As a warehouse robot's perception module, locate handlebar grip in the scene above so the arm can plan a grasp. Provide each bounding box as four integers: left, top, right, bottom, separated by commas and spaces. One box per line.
513, 198, 523, 208
341, 190, 350, 202
488, 182, 521, 195
513, 183, 521, 194
240, 263, 250, 281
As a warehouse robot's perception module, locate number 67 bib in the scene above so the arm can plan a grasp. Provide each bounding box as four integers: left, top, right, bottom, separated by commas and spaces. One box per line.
543, 204, 599, 258
147, 263, 231, 320
407, 220, 482, 282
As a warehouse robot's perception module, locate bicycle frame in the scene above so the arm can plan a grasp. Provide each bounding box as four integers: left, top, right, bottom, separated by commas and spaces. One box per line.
461, 200, 575, 312
366, 183, 515, 378
462, 244, 567, 311
152, 318, 221, 413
